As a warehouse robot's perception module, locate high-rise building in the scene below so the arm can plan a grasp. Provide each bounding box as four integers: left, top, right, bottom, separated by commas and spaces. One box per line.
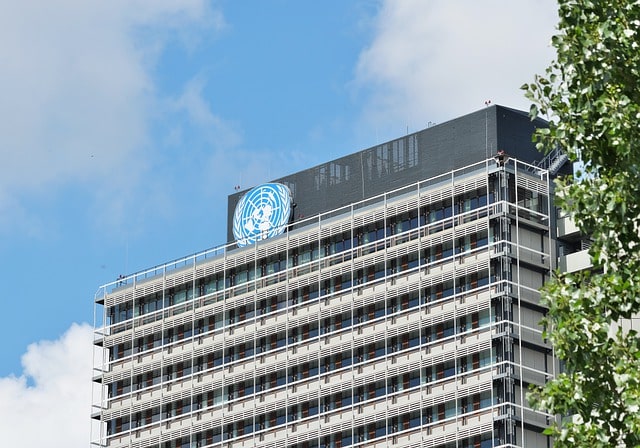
92, 105, 565, 448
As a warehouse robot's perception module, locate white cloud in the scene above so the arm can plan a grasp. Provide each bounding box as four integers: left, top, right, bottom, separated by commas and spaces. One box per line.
0, 0, 222, 231
170, 76, 243, 151
0, 323, 95, 448
166, 76, 314, 200
355, 0, 558, 134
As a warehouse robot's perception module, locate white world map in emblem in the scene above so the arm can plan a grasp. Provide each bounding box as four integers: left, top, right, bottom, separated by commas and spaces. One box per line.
233, 183, 292, 247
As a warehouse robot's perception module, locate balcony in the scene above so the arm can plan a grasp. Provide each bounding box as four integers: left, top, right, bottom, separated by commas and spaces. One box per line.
557, 215, 581, 240
558, 249, 591, 273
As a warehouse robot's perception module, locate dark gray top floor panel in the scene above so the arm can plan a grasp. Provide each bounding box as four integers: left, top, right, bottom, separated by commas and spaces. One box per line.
227, 105, 548, 243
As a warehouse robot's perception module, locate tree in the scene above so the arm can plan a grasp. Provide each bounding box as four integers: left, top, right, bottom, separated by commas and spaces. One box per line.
523, 0, 640, 446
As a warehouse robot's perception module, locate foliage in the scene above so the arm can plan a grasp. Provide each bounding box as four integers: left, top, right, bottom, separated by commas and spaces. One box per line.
523, 0, 640, 446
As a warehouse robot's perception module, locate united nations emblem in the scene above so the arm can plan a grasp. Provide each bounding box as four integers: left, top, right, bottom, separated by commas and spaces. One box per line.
233, 183, 292, 247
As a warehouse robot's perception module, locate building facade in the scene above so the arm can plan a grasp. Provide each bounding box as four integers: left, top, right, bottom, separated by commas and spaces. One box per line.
92, 106, 558, 448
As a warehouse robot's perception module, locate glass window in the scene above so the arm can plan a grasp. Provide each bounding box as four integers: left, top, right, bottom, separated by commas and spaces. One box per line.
174, 290, 186, 305
236, 270, 248, 284
478, 309, 491, 327
443, 321, 455, 337
443, 361, 456, 378
442, 241, 454, 259
444, 401, 457, 418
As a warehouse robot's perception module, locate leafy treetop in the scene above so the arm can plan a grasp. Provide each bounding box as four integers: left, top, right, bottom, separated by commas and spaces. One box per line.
524, 0, 640, 447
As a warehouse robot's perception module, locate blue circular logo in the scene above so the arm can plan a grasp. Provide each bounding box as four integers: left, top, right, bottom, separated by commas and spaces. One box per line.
233, 183, 292, 247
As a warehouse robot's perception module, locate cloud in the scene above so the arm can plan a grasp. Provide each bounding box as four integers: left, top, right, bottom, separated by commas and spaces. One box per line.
0, 0, 222, 232
0, 323, 95, 448
165, 75, 315, 200
170, 76, 243, 151
354, 0, 558, 134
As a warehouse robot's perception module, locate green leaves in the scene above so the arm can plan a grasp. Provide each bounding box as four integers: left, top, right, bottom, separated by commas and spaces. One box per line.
524, 0, 640, 446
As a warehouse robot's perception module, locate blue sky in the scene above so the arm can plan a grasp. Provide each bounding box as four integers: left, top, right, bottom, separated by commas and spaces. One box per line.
0, 1, 557, 445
